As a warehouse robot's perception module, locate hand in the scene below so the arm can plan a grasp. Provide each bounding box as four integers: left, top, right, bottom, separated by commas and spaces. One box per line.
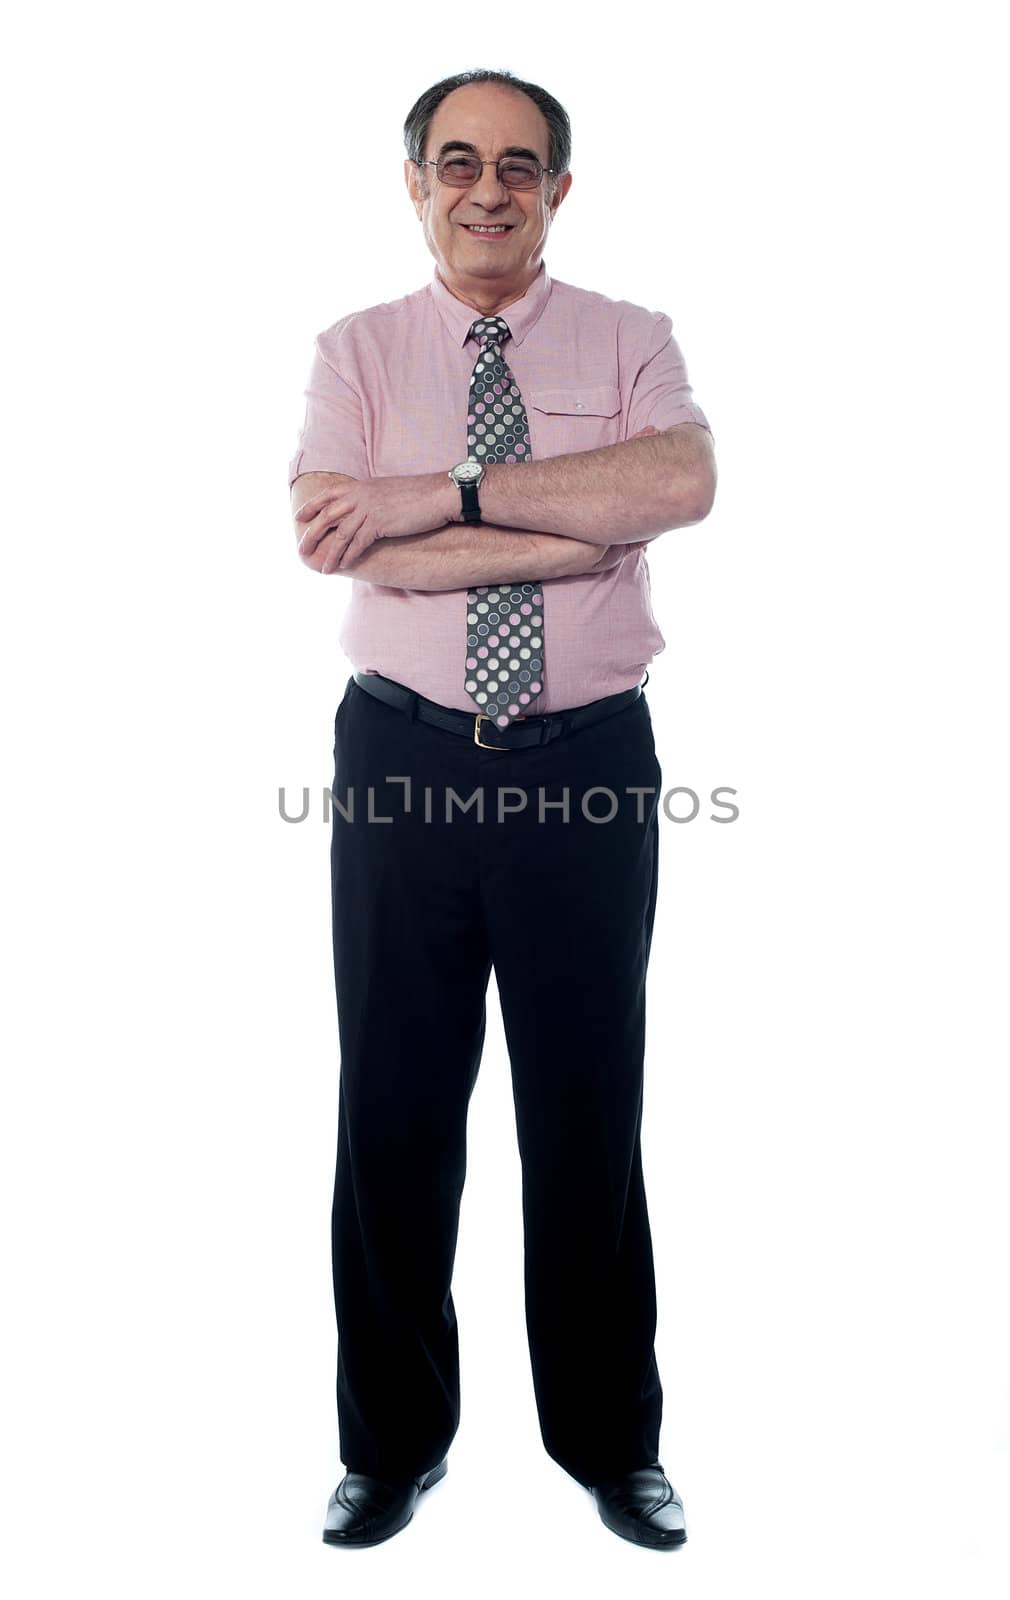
591, 541, 640, 571
549, 537, 639, 579
295, 473, 453, 573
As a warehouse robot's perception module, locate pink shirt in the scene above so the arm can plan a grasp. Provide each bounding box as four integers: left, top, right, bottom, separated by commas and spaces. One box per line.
288, 261, 712, 713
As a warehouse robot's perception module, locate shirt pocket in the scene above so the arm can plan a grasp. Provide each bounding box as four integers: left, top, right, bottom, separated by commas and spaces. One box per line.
526, 383, 623, 456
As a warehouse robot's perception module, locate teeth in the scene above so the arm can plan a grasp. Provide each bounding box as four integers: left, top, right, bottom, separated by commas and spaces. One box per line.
466, 225, 509, 232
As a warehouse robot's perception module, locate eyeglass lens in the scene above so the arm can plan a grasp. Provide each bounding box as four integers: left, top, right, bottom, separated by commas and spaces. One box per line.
436, 154, 543, 189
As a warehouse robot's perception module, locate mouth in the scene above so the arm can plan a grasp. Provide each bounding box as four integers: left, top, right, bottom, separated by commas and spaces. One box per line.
460, 223, 515, 237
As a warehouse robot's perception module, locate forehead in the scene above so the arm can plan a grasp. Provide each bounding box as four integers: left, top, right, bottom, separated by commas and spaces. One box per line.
425, 83, 550, 161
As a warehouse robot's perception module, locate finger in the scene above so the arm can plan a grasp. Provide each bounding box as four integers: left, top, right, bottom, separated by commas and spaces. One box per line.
307, 526, 340, 573
298, 506, 347, 557
298, 524, 327, 557
335, 540, 360, 570
302, 535, 327, 572
333, 513, 370, 570
296, 493, 350, 540
319, 523, 353, 575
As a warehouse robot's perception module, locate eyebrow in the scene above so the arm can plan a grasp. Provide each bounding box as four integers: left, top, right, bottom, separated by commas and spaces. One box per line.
434, 139, 545, 164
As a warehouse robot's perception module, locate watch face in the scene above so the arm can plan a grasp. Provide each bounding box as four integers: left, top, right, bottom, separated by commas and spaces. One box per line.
455, 461, 482, 481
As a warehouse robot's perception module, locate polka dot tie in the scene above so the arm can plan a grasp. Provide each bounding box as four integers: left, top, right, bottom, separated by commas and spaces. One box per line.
463, 316, 545, 728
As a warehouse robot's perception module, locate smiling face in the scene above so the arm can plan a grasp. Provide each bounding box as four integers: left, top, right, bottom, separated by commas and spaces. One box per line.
405, 82, 572, 314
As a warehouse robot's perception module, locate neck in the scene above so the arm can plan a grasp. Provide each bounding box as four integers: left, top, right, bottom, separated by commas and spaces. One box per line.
440, 266, 540, 316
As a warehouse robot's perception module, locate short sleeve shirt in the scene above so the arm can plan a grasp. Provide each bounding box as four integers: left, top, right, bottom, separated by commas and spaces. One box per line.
289, 260, 712, 713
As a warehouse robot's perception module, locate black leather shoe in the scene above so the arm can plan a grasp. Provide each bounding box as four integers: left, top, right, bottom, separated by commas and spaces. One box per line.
591, 1461, 688, 1548
322, 1456, 448, 1546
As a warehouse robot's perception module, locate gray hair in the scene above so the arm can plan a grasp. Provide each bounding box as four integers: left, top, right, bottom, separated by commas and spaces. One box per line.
404, 68, 571, 203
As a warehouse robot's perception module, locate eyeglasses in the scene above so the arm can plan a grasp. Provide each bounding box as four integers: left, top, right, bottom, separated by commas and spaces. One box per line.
414, 153, 556, 191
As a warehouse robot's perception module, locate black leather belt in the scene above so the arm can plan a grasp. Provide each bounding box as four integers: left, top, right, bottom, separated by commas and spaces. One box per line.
351, 671, 648, 750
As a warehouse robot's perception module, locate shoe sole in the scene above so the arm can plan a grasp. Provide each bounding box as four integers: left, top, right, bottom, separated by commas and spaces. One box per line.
605, 1522, 687, 1550
597, 1506, 687, 1550
322, 1458, 448, 1547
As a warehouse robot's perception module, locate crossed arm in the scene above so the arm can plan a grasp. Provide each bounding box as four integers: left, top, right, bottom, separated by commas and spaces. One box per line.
290, 421, 716, 591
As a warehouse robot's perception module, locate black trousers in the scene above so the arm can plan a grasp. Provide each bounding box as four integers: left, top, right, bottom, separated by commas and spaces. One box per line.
328, 673, 664, 1490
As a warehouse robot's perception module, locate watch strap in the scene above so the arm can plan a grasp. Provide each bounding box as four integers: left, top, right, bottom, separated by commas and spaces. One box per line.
459, 478, 482, 524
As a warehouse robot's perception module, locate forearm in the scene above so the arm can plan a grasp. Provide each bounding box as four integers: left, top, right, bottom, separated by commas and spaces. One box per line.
474, 428, 711, 546
340, 522, 612, 592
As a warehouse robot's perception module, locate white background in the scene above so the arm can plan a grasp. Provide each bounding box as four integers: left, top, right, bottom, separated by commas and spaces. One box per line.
2, 1, 1007, 1595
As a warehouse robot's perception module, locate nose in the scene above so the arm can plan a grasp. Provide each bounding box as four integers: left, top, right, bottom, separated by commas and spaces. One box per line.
467, 161, 510, 209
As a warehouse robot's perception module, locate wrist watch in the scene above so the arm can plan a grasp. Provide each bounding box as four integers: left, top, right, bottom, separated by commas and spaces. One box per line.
448, 458, 486, 524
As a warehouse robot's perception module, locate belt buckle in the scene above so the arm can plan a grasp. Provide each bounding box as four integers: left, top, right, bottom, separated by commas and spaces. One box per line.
474, 713, 507, 750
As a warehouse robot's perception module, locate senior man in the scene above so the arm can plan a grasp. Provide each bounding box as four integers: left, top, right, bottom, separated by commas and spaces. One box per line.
289, 67, 715, 1551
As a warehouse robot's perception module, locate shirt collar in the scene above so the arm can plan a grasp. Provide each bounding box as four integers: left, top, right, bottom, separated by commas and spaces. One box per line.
430, 260, 552, 349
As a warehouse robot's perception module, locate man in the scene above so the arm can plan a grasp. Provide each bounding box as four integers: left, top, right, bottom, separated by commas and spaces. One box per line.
289, 68, 716, 1551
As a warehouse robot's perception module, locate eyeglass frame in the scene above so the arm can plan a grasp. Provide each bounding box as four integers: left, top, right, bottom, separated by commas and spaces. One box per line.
411, 154, 558, 190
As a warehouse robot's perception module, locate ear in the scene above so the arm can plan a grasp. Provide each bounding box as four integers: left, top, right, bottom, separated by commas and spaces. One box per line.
404, 158, 425, 219
548, 170, 573, 221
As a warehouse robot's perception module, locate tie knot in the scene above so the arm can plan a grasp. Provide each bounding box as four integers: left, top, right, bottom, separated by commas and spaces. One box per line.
469, 315, 511, 348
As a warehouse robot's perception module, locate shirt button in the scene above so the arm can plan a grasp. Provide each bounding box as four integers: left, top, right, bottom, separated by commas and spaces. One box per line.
576, 401, 585, 410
